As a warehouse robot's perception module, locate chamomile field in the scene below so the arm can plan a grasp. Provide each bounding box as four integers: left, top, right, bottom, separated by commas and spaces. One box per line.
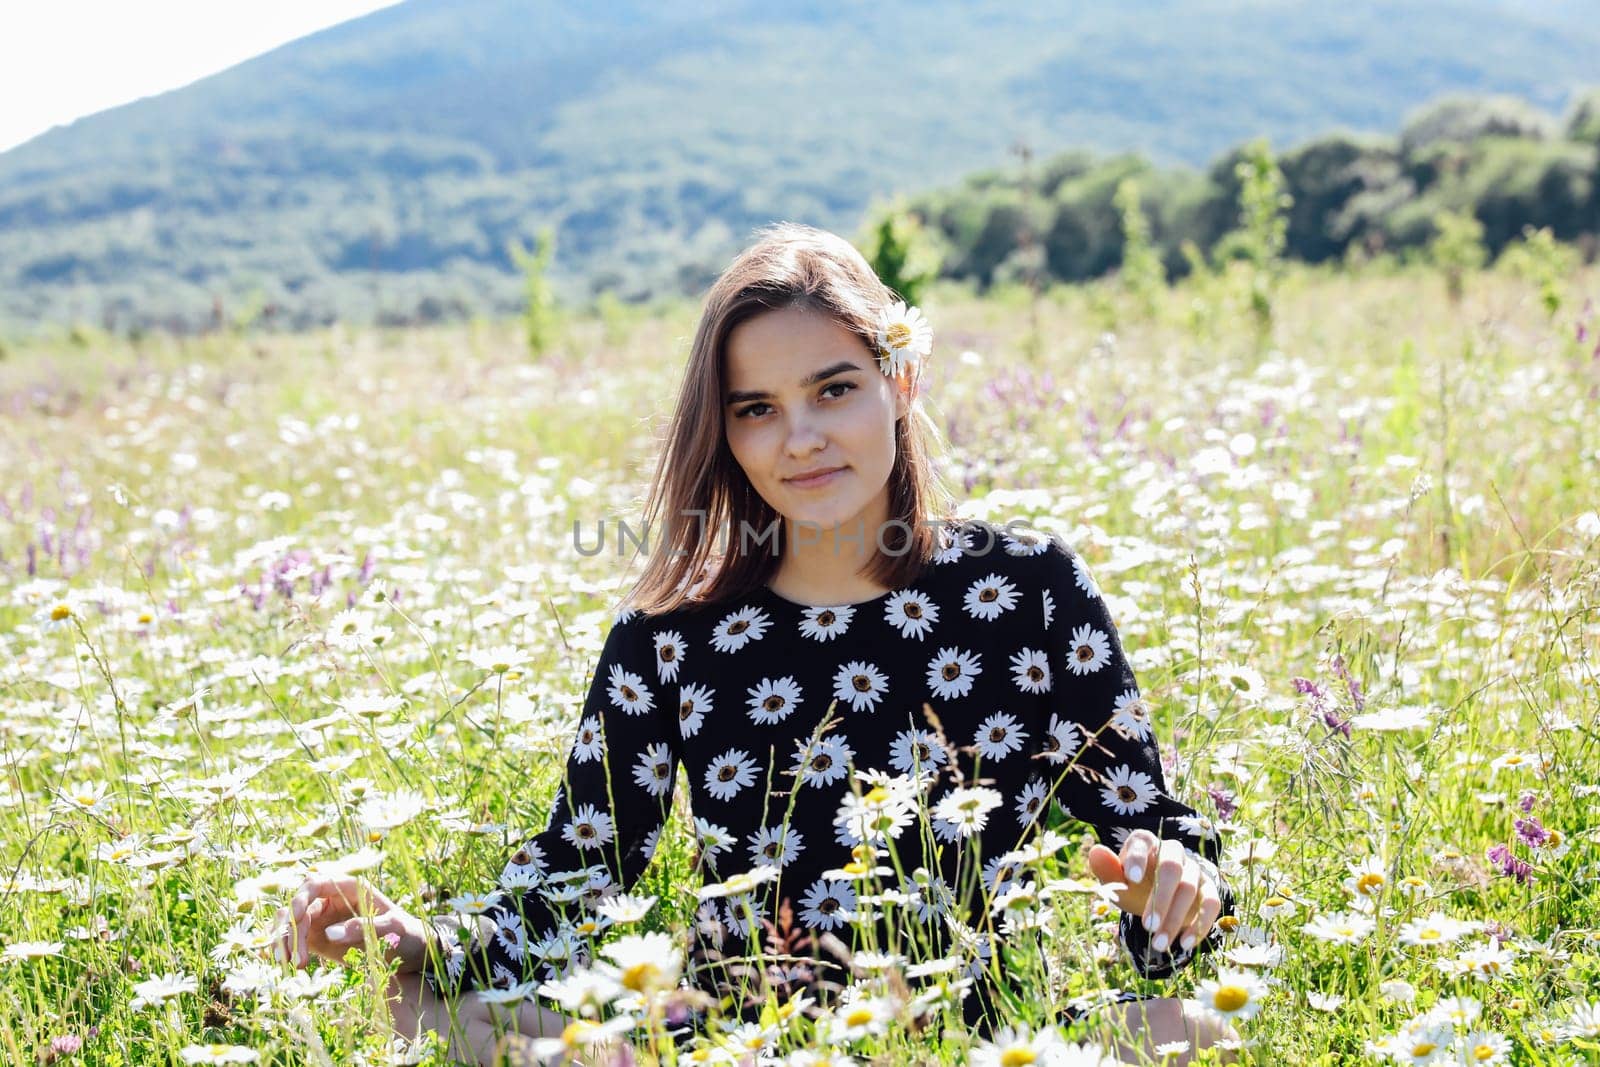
1, 261, 1597, 1066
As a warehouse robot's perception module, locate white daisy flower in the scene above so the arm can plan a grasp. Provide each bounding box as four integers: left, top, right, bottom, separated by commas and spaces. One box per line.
1099, 764, 1158, 815
799, 604, 854, 641
179, 1046, 259, 1065
1041, 588, 1056, 629
873, 300, 932, 378
1010, 648, 1051, 693
696, 865, 781, 900
963, 573, 1020, 621
676, 682, 713, 738
834, 660, 889, 713
884, 589, 939, 639
1191, 969, 1268, 1021
711, 605, 771, 652
606, 663, 654, 716
926, 647, 982, 700
694, 818, 737, 862
833, 776, 918, 845
748, 825, 806, 869
932, 786, 1003, 837
705, 748, 760, 801
1110, 688, 1153, 740
791, 735, 855, 789
973, 711, 1028, 760
1066, 623, 1112, 674
798, 877, 856, 931
887, 728, 948, 776
571, 717, 604, 763
598, 931, 682, 995
1, 940, 65, 962
632, 742, 674, 798
1301, 910, 1375, 944
596, 892, 658, 924
562, 805, 615, 850
748, 676, 802, 726
651, 630, 686, 683
1039, 713, 1083, 764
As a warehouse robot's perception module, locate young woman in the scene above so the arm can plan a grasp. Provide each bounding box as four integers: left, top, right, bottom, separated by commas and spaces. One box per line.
275, 223, 1238, 1064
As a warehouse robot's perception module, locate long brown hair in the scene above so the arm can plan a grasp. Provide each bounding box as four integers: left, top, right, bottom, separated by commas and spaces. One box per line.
621, 222, 959, 616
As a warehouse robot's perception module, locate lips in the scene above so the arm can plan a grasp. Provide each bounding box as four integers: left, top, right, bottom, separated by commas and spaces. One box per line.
787, 466, 846, 486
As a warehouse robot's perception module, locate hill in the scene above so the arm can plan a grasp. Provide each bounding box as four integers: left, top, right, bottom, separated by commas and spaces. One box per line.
1, 0, 1596, 334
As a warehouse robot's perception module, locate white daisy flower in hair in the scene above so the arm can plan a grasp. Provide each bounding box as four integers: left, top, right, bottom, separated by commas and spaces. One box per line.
874, 299, 932, 377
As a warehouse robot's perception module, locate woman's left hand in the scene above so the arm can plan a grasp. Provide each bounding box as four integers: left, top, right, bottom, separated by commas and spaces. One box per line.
1087, 829, 1223, 955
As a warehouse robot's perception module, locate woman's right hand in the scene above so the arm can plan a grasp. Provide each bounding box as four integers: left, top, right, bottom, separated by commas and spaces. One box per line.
272, 873, 430, 973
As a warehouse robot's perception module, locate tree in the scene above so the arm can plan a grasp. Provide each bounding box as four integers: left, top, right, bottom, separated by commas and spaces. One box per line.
857, 199, 942, 307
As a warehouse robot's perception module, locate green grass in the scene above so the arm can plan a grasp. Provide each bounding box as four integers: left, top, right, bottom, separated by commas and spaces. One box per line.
0, 260, 1597, 1064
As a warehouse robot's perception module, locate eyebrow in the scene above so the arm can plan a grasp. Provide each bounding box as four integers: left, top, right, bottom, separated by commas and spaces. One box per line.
725, 360, 863, 405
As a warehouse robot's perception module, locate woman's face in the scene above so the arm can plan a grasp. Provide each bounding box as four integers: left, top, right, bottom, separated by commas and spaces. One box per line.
723, 304, 911, 536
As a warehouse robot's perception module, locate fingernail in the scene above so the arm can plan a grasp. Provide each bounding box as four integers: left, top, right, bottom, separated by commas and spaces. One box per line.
1152, 932, 1169, 952
1126, 865, 1143, 883
326, 922, 349, 941
1181, 933, 1197, 951
1144, 911, 1161, 931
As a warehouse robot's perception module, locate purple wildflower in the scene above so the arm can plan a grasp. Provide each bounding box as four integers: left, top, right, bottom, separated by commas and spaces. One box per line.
1514, 816, 1549, 848
1485, 844, 1535, 885
1208, 784, 1237, 821
50, 1035, 83, 1055
1517, 790, 1537, 813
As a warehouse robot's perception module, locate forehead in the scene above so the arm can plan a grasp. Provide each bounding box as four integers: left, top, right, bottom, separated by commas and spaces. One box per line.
723, 305, 870, 385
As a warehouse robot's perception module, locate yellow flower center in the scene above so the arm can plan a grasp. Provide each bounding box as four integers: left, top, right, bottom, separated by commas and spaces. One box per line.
1356, 873, 1385, 894
885, 322, 911, 348
1000, 1049, 1038, 1066
561, 1020, 595, 1046
845, 1007, 875, 1027
51, 604, 71, 621
1265, 895, 1287, 907
1212, 985, 1249, 1013
1472, 1044, 1495, 1061
1418, 929, 1440, 940
864, 786, 890, 805
1410, 1042, 1437, 1057
620, 961, 659, 992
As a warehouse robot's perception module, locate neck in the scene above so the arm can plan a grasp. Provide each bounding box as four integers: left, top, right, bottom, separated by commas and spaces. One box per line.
769, 498, 899, 604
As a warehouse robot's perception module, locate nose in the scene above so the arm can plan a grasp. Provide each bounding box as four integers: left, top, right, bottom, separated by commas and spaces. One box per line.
783, 410, 827, 459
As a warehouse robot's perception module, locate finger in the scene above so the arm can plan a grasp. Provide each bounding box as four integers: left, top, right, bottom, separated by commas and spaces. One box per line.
1142, 838, 1185, 933
1156, 861, 1199, 951
1180, 880, 1224, 953
1119, 830, 1158, 886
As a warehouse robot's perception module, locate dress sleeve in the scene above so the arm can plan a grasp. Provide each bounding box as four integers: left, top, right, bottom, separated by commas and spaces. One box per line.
1029, 537, 1235, 979
419, 608, 679, 995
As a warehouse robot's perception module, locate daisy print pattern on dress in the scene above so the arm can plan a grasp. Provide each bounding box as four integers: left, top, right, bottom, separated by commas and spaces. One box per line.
799, 604, 854, 641
964, 573, 1020, 621
884, 590, 938, 639
926, 647, 982, 699
416, 517, 1235, 1029
705, 748, 760, 801
710, 605, 771, 653
747, 676, 802, 725
834, 660, 889, 713
652, 630, 686, 683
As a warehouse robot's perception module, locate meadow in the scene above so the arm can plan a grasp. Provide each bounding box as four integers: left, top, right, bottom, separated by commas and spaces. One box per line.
1, 259, 1597, 1065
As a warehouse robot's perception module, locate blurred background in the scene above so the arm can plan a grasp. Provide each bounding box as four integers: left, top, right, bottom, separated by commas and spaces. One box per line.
0, 0, 1596, 338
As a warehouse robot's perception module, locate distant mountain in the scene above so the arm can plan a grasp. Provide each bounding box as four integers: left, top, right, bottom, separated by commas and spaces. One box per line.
2, 0, 1596, 334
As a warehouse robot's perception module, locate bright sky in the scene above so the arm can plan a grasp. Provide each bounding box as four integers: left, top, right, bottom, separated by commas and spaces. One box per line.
0, 1, 403, 153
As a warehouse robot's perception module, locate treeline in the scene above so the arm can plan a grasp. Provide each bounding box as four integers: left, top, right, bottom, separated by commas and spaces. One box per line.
899, 92, 1600, 290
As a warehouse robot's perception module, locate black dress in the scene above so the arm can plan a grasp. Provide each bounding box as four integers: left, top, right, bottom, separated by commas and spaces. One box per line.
418, 516, 1234, 1037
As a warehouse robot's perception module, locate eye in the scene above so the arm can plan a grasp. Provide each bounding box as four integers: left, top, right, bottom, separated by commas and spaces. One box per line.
733, 381, 855, 419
